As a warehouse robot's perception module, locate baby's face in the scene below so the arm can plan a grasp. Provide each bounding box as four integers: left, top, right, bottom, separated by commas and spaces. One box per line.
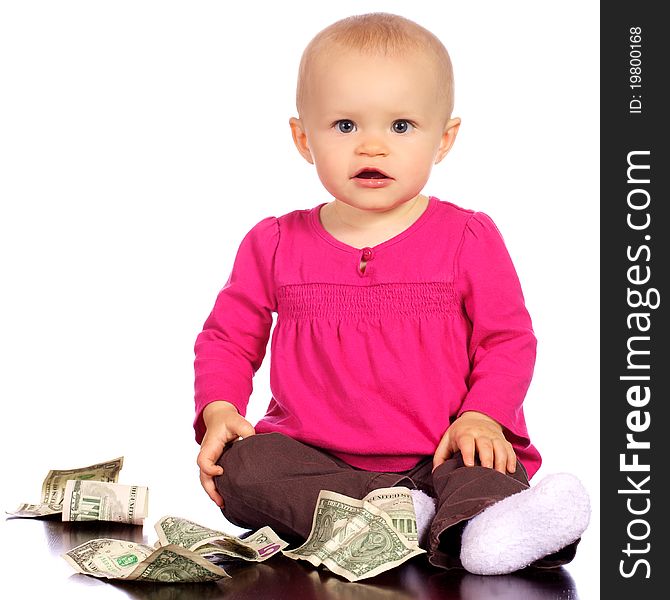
291, 48, 459, 212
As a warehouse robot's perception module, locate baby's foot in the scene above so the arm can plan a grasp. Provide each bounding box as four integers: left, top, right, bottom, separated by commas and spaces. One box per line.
459, 473, 591, 575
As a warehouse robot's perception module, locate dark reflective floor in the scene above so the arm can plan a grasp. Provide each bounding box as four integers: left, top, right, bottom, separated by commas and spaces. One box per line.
2, 517, 580, 599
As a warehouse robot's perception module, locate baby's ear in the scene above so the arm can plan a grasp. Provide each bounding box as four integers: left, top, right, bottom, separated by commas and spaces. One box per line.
435, 117, 461, 165
289, 117, 314, 164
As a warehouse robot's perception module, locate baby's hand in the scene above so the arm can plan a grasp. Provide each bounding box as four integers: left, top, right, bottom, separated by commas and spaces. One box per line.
197, 401, 256, 508
432, 411, 516, 475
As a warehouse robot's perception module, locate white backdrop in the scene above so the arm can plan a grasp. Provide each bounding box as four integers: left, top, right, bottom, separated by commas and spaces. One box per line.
0, 1, 599, 597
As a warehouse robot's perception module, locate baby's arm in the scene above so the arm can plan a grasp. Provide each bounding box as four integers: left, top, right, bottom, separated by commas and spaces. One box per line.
436, 212, 536, 474
197, 401, 255, 507
193, 217, 279, 505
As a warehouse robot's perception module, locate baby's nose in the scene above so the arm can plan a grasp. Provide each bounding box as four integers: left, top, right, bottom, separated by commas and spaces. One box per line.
356, 136, 389, 157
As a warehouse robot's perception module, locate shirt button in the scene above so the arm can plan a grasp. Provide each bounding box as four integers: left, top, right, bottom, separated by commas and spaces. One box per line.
362, 247, 374, 260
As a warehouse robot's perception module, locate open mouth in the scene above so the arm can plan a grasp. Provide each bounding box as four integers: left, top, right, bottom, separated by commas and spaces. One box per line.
353, 169, 391, 179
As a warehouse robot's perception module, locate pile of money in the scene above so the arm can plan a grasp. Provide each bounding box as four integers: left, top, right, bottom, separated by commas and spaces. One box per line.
8, 457, 148, 524
284, 487, 425, 582
62, 538, 229, 583
63, 515, 289, 582
155, 515, 288, 563
10, 459, 427, 583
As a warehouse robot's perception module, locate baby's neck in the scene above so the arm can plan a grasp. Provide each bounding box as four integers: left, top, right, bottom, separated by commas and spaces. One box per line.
320, 195, 429, 249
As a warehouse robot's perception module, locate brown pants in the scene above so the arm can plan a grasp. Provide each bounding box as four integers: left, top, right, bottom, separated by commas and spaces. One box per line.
215, 432, 578, 570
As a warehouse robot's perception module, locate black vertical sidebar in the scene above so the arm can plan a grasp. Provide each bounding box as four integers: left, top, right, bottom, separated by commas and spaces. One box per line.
601, 2, 668, 597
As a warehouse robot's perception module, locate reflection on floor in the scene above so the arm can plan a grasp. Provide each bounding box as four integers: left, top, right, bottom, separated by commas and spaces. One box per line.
7, 518, 580, 600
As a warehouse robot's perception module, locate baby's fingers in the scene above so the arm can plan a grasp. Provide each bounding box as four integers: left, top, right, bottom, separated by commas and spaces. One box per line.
200, 461, 223, 477
197, 454, 223, 477
506, 445, 517, 474
492, 438, 510, 474
197, 442, 224, 477
199, 470, 224, 507
432, 435, 454, 472
475, 437, 494, 469
457, 435, 476, 467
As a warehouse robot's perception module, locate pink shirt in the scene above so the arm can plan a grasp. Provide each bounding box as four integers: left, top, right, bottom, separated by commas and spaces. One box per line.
194, 196, 542, 478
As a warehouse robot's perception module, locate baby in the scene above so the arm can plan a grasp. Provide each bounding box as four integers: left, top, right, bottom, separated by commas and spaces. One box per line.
193, 12, 590, 575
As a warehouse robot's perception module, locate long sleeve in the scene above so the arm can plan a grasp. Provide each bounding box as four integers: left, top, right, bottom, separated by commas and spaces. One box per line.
193, 216, 280, 443
455, 212, 537, 447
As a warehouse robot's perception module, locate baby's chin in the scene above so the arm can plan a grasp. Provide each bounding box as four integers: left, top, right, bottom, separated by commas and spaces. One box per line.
326, 190, 427, 213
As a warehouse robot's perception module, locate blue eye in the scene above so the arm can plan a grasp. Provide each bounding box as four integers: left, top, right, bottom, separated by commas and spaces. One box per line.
392, 120, 414, 134
335, 120, 356, 133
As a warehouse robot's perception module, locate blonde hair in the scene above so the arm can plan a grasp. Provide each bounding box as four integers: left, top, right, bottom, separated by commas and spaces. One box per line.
295, 12, 455, 122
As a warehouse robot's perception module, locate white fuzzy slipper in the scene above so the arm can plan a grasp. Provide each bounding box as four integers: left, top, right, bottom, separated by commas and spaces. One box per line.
410, 488, 437, 547
459, 473, 591, 575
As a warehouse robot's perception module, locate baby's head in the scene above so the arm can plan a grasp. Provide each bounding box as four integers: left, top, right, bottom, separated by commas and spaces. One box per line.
289, 13, 460, 211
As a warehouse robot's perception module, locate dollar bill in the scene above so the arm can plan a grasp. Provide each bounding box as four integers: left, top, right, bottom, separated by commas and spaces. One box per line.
363, 487, 418, 547
8, 503, 63, 518
62, 480, 149, 524
7, 457, 124, 518
62, 538, 230, 582
283, 489, 425, 582
155, 515, 288, 562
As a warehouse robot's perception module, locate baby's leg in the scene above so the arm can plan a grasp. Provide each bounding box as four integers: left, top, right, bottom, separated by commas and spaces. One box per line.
214, 432, 413, 544
426, 452, 583, 572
